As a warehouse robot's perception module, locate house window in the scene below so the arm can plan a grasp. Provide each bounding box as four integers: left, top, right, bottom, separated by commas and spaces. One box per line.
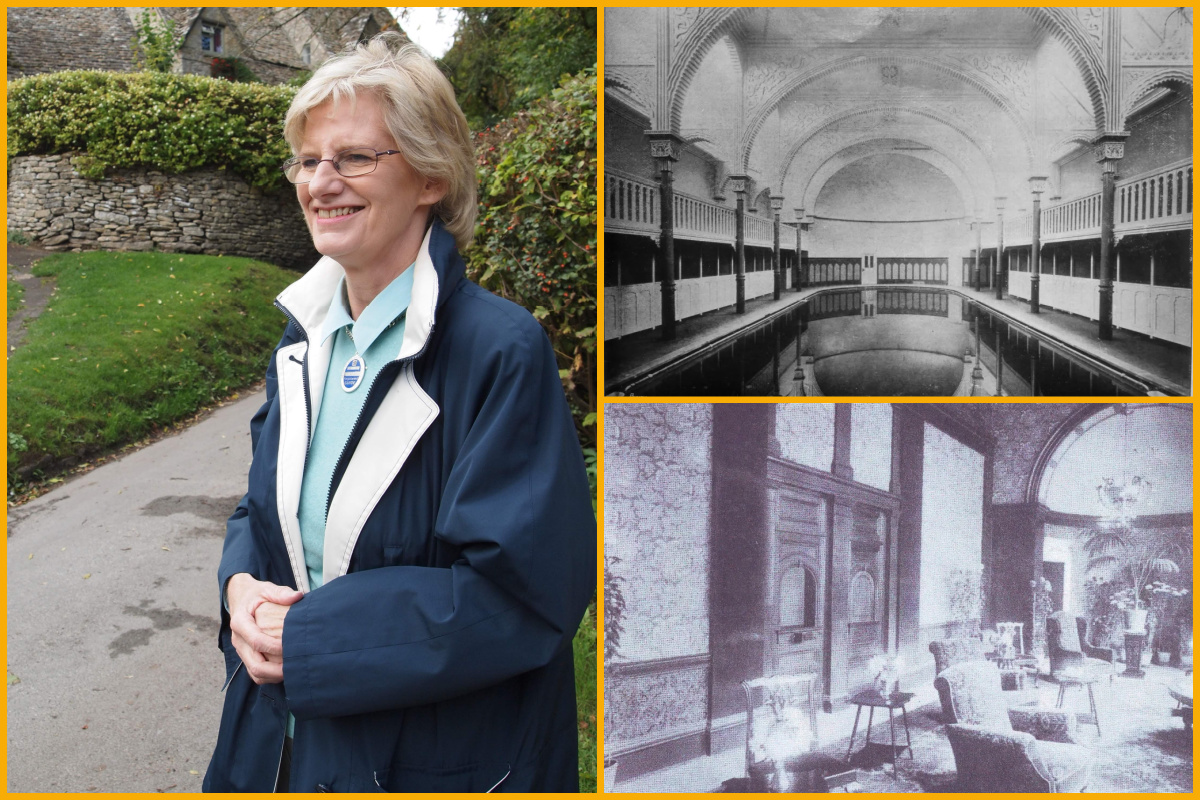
201, 22, 223, 54
779, 565, 818, 629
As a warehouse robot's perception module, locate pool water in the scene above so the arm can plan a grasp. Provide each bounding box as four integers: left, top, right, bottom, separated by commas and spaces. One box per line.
610, 288, 1169, 397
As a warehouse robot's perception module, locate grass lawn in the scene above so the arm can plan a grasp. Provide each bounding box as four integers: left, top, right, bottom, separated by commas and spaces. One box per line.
7, 250, 295, 492
574, 603, 599, 791
9, 248, 600, 788
7, 278, 25, 320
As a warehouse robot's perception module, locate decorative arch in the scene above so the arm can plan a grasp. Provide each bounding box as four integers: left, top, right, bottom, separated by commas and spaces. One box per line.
799, 145, 978, 219
775, 106, 999, 205
604, 74, 652, 121
1124, 69, 1194, 122
1021, 7, 1109, 131
739, 53, 1036, 172
1025, 403, 1186, 507
667, 7, 1108, 137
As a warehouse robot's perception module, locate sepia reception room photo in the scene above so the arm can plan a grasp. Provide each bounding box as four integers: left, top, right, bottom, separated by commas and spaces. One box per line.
602, 402, 1192, 792
603, 7, 1191, 397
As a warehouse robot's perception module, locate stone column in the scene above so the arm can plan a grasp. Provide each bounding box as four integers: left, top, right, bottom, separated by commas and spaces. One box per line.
771, 195, 784, 301
972, 217, 983, 291
994, 197, 1007, 300
1028, 176, 1048, 313
793, 208, 804, 291
730, 175, 749, 314
649, 133, 682, 340
1095, 135, 1127, 340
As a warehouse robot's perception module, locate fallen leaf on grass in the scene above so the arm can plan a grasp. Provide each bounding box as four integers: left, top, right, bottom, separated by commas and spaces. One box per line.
83, 573, 92, 579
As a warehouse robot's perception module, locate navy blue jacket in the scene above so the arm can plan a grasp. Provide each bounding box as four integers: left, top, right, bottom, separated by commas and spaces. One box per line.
204, 221, 595, 792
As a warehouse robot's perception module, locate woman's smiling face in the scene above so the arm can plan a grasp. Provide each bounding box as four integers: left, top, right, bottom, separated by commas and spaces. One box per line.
295, 93, 444, 276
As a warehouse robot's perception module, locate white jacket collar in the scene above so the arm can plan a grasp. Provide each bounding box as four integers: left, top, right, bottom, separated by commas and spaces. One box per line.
276, 225, 440, 362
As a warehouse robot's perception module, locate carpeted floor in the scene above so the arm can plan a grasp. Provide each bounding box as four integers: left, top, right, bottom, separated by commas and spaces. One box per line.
616, 664, 1192, 793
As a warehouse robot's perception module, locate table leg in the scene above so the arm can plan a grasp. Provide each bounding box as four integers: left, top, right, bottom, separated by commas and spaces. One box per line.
865, 707, 875, 749
845, 705, 862, 762
1056, 683, 1066, 709
901, 705, 913, 758
1088, 684, 1100, 738
887, 707, 898, 777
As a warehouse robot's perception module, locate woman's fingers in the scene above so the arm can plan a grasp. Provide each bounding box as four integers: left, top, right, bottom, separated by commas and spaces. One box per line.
231, 630, 285, 685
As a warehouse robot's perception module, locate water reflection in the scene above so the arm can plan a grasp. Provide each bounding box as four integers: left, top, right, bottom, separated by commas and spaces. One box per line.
613, 287, 1163, 397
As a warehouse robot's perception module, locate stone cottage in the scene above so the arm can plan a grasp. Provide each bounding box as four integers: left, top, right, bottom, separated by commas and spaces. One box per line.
7, 6, 398, 83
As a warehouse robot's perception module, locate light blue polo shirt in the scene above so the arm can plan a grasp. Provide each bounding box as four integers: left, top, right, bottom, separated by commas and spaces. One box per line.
297, 265, 415, 592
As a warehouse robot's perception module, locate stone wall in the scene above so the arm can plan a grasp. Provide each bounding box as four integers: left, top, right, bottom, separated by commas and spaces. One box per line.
8, 154, 319, 271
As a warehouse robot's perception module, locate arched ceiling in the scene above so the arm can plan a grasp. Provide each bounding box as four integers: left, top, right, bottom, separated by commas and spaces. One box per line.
667, 7, 1102, 214
1038, 405, 1192, 517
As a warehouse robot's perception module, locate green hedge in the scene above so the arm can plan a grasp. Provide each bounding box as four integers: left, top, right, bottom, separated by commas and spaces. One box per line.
8, 68, 597, 453
469, 68, 597, 452
8, 70, 295, 190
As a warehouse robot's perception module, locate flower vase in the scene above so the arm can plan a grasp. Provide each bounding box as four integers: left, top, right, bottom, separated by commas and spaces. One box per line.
1124, 607, 1149, 633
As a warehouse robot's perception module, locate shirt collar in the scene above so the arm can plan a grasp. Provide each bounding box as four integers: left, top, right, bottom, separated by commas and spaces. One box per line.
318, 265, 416, 352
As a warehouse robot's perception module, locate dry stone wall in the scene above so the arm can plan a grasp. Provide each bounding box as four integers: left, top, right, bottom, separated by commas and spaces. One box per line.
8, 154, 319, 270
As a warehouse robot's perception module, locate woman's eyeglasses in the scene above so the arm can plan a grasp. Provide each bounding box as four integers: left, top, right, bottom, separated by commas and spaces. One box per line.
281, 148, 401, 184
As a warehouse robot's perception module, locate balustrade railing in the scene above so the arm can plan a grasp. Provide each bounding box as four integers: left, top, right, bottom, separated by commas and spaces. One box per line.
807, 258, 862, 286
605, 170, 659, 235
1036, 158, 1192, 241
877, 257, 949, 284
605, 168, 795, 248
1117, 159, 1192, 229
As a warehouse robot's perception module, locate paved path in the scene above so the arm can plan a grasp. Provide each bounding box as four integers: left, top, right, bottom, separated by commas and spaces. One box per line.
6, 390, 263, 792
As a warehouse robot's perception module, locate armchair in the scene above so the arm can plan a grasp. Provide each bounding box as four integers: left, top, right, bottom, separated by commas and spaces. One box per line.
1047, 612, 1114, 679
930, 638, 987, 722
941, 661, 1090, 792
742, 674, 821, 792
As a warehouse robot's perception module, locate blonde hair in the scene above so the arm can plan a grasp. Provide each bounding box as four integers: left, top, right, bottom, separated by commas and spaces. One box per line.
284, 32, 477, 250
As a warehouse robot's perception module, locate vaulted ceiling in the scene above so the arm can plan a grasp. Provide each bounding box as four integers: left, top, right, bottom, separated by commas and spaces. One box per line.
605, 7, 1192, 217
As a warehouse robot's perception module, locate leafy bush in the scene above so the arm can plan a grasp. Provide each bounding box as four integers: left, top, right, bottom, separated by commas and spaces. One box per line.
131, 10, 182, 73
9, 67, 598, 450
469, 68, 596, 449
7, 70, 295, 190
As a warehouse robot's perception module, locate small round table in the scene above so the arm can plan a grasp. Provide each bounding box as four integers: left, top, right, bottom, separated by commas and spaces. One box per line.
1169, 680, 1192, 730
845, 689, 914, 776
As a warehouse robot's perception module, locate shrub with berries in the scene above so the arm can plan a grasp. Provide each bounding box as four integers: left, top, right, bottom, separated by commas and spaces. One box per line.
469, 68, 596, 452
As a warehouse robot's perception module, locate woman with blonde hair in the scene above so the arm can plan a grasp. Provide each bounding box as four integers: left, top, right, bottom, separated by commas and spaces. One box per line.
203, 33, 594, 793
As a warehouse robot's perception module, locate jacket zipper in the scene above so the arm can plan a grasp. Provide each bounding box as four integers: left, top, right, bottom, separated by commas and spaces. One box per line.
323, 303, 438, 522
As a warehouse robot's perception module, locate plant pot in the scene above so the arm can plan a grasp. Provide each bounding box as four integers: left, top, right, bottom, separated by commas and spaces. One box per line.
1124, 608, 1149, 633
1157, 651, 1172, 665
603, 759, 618, 792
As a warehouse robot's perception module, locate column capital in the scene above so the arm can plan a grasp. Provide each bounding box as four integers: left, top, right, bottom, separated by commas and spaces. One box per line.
646, 131, 684, 162
994, 196, 1008, 214
770, 194, 785, 212
1028, 176, 1049, 196
728, 174, 750, 196
1092, 131, 1130, 164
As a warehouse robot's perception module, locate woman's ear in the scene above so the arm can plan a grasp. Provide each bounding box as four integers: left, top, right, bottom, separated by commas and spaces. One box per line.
420, 177, 448, 207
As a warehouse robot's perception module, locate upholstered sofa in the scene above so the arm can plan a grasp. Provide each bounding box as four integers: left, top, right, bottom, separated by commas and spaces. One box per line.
930, 637, 987, 722
1046, 612, 1114, 678
942, 661, 1090, 792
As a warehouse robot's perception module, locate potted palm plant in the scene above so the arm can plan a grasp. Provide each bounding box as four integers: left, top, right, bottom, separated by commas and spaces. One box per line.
603, 555, 627, 792
1086, 527, 1184, 633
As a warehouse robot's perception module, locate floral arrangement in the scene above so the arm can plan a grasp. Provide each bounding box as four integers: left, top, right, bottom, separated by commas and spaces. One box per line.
868, 653, 905, 696
1108, 586, 1139, 611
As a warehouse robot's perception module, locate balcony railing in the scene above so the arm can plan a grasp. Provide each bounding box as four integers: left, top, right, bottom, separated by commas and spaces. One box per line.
1117, 159, 1192, 231
806, 257, 862, 286
605, 169, 795, 249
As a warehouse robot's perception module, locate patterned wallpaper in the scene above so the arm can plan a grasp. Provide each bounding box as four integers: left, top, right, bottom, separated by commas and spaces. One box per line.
775, 403, 835, 471
605, 404, 713, 662
920, 422, 986, 627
